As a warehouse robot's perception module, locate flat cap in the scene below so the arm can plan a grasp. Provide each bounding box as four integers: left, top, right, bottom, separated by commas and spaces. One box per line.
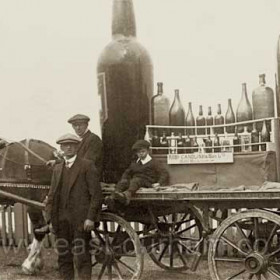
67, 114, 90, 124
132, 139, 150, 151
56, 133, 81, 145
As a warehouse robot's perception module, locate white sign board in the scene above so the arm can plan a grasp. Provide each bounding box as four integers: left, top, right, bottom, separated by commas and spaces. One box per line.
167, 152, 234, 164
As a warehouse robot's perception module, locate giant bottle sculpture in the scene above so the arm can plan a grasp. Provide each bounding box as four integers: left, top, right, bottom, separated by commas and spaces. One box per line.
97, 0, 153, 182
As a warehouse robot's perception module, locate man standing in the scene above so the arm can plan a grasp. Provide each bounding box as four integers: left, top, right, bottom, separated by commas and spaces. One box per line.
68, 114, 103, 179
45, 133, 102, 280
47, 114, 103, 179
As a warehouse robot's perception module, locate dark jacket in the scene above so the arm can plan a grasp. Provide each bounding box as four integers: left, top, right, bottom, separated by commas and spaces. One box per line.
77, 130, 103, 178
121, 158, 169, 186
45, 157, 102, 233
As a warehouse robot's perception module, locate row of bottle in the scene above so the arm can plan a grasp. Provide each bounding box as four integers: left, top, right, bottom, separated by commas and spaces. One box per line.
148, 120, 271, 154
152, 74, 275, 134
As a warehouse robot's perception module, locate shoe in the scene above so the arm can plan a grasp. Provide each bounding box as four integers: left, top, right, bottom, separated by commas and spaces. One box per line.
104, 195, 116, 211
34, 225, 50, 234
113, 192, 130, 205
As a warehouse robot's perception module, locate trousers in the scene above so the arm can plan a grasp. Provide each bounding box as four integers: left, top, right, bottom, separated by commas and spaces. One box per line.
56, 218, 91, 280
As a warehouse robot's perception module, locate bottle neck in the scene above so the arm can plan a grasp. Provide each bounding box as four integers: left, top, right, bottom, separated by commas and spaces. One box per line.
208, 107, 212, 116
174, 90, 180, 101
157, 83, 163, 95
112, 0, 136, 39
217, 104, 221, 115
199, 105, 203, 115
259, 74, 266, 86
241, 83, 248, 99
188, 102, 192, 111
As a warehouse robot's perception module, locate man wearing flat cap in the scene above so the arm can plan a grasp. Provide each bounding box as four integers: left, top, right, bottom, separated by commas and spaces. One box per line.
67, 114, 103, 179
45, 133, 102, 280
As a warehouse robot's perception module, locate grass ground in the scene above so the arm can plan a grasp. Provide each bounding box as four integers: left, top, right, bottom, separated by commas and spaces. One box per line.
0, 247, 213, 280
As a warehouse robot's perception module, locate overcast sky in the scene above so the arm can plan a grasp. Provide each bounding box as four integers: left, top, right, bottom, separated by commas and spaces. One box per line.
1, 0, 280, 148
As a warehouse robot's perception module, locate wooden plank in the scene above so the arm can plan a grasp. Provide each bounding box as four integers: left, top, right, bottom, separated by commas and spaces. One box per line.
14, 203, 28, 246
7, 206, 14, 246
1, 206, 7, 246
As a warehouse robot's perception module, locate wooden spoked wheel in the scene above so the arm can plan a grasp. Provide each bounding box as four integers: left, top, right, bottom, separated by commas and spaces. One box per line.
209, 209, 280, 280
91, 212, 144, 280
143, 210, 203, 271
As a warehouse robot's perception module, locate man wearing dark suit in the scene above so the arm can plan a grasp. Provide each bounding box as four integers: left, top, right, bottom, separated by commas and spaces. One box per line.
45, 133, 102, 280
68, 114, 103, 179
47, 114, 103, 179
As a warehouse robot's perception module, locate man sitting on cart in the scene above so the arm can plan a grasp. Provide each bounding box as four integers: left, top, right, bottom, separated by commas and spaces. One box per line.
106, 139, 169, 205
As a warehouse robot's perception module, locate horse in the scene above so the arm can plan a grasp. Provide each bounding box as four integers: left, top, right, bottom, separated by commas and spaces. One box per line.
0, 138, 56, 274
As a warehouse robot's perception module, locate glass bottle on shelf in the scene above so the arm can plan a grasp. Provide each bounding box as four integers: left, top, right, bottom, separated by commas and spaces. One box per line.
233, 127, 241, 152
240, 126, 251, 152
185, 102, 195, 135
252, 74, 274, 132
251, 122, 259, 152
206, 106, 214, 135
169, 89, 185, 135
184, 134, 192, 154
192, 136, 199, 153
214, 104, 224, 134
144, 127, 151, 143
177, 133, 184, 154
160, 131, 168, 155
205, 136, 213, 153
196, 105, 206, 135
260, 120, 270, 151
225, 98, 235, 133
168, 132, 177, 154
151, 130, 161, 154
236, 83, 253, 133
213, 133, 221, 153
151, 82, 170, 136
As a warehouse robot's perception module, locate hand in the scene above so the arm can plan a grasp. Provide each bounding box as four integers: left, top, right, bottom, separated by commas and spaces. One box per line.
152, 183, 160, 188
84, 219, 99, 232
46, 160, 56, 167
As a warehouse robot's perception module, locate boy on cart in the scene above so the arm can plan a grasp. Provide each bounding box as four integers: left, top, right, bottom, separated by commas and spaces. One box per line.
106, 139, 169, 205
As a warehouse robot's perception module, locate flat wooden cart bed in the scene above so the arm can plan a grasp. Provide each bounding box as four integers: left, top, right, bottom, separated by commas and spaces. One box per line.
94, 187, 280, 280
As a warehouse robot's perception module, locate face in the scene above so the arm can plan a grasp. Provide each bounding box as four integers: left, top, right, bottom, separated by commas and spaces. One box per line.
72, 121, 88, 137
60, 142, 79, 159
136, 148, 149, 160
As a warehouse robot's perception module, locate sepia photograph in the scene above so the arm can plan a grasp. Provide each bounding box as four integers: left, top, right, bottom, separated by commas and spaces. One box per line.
1, 0, 280, 279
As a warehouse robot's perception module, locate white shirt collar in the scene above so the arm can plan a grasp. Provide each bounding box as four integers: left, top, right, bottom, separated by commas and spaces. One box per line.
137, 154, 152, 165
64, 155, 77, 168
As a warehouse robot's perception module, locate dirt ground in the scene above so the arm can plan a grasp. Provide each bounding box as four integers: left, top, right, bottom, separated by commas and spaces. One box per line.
0, 247, 212, 280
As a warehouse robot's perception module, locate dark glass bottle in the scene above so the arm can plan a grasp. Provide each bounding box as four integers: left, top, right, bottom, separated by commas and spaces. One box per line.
225, 98, 235, 133
206, 106, 214, 135
169, 89, 185, 135
196, 105, 206, 135
236, 83, 253, 133
214, 104, 224, 134
185, 102, 195, 135
192, 137, 199, 153
97, 0, 153, 182
184, 134, 192, 154
252, 74, 275, 132
160, 131, 168, 155
205, 136, 213, 153
233, 127, 241, 152
177, 133, 185, 154
251, 123, 259, 152
213, 134, 221, 153
151, 82, 170, 135
151, 130, 161, 154
260, 120, 270, 151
